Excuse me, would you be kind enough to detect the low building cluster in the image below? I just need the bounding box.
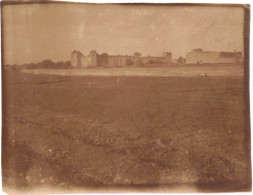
[71,49,243,68]
[71,50,172,68]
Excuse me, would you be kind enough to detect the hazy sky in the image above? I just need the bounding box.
[3,3,244,65]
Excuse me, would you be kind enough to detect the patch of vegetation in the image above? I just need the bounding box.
[19,60,73,69]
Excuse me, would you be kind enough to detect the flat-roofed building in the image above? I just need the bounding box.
[186,49,243,64]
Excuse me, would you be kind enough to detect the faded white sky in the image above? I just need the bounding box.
[3,3,244,65]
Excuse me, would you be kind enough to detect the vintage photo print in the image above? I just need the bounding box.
[1,1,251,194]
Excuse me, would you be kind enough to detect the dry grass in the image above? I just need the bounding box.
[2,69,250,192]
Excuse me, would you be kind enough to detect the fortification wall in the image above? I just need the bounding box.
[71,50,172,68]
[108,56,127,67]
[71,53,82,68]
[98,54,109,67]
[71,54,78,67]
[186,52,242,64]
[126,56,171,65]
[216,57,241,64]
[118,56,127,67]
[186,52,220,64]
[89,52,98,67]
[80,56,89,68]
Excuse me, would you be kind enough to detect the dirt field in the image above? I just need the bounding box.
[21,64,244,77]
[2,69,251,193]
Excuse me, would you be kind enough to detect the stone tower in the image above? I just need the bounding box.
[162,52,172,63]
[71,50,84,68]
[89,50,98,67]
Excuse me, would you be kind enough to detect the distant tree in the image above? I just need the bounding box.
[134,52,142,57]
[65,61,71,66]
[192,48,203,52]
[23,59,73,69]
[11,64,18,70]
[177,56,185,64]
[54,61,64,69]
[64,61,72,69]
[23,63,35,69]
[39,60,54,68]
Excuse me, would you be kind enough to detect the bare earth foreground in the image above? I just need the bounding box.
[2,66,251,193]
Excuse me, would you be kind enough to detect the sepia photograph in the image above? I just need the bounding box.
[1,1,251,194]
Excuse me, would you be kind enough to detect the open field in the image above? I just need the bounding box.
[21,64,244,77]
[2,69,250,193]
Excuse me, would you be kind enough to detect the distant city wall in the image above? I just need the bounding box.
[186,50,243,64]
[72,49,242,68]
[71,50,172,69]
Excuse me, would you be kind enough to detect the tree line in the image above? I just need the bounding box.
[5,60,73,69]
